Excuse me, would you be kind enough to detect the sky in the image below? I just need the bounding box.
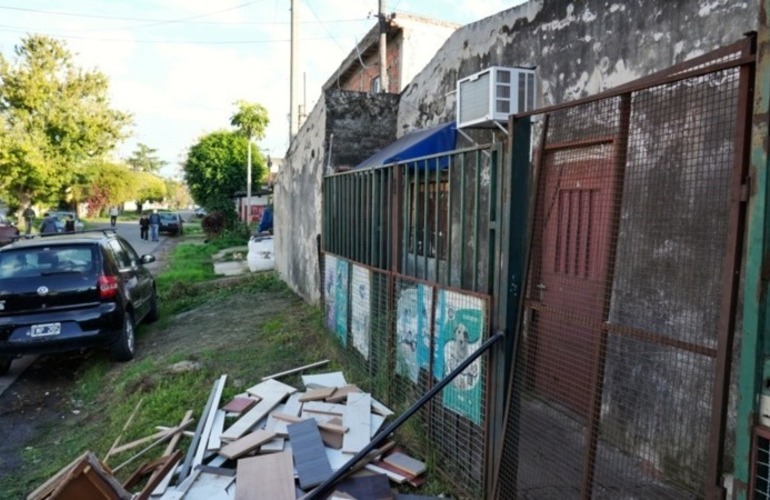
[0,0,523,178]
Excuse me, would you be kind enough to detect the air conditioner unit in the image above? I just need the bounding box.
[457,66,536,129]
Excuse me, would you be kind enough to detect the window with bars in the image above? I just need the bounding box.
[407,176,449,259]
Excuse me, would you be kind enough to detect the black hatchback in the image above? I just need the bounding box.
[0,230,158,374]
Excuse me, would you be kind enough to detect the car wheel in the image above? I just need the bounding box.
[146,288,159,323]
[110,312,136,362]
[0,357,11,376]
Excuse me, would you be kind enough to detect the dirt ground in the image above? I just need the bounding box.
[0,237,241,485]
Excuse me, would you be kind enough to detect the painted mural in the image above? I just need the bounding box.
[324,254,349,346]
[433,289,485,425]
[395,283,433,384]
[350,264,371,359]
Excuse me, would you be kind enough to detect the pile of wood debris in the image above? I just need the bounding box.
[27,363,440,500]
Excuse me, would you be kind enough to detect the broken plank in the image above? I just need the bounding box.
[326,385,361,403]
[287,419,333,490]
[364,463,407,484]
[245,378,297,400]
[273,393,303,436]
[218,430,277,460]
[302,401,346,416]
[342,393,372,455]
[220,396,283,441]
[272,412,348,434]
[369,460,426,488]
[221,397,258,414]
[319,417,345,449]
[301,371,347,389]
[182,470,235,500]
[260,359,330,381]
[370,414,386,438]
[149,410,195,496]
[383,451,426,476]
[206,409,226,451]
[299,386,336,402]
[371,399,394,418]
[236,450,294,500]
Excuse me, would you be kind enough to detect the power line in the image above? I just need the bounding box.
[304,0,347,53]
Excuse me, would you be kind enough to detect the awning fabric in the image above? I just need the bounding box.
[355,122,456,170]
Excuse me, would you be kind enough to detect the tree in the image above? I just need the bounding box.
[133,172,167,212]
[126,143,166,173]
[183,130,266,224]
[0,35,132,213]
[230,100,269,142]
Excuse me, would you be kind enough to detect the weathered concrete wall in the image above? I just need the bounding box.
[275,90,399,304]
[398,0,756,132]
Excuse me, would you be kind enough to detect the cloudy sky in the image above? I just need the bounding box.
[0,0,523,177]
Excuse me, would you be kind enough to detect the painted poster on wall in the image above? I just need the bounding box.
[350,264,371,359]
[433,289,485,425]
[395,283,433,384]
[323,254,349,346]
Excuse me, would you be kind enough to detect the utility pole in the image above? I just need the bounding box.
[290,0,300,141]
[378,0,389,92]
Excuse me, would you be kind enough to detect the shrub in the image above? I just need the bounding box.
[201,210,226,238]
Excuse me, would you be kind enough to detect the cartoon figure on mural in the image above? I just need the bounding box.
[396,285,433,383]
[351,265,371,359]
[324,255,337,331]
[443,321,479,390]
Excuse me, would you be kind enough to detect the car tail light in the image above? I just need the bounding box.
[98,275,119,299]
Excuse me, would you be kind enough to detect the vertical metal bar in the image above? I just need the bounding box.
[706,39,753,499]
[423,158,429,280]
[473,149,482,291]
[412,165,418,278]
[387,168,393,271]
[487,145,499,296]
[434,157,441,283]
[403,165,410,275]
[459,154,466,289]
[355,173,360,262]
[580,94,631,500]
[371,171,377,267]
[447,154,454,288]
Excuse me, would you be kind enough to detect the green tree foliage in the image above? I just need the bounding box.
[165,179,192,209]
[183,130,266,224]
[134,171,167,211]
[230,100,269,141]
[0,35,131,212]
[127,143,166,173]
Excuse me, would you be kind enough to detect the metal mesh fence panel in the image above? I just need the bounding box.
[497,47,745,499]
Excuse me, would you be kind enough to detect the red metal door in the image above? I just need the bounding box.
[530,143,615,417]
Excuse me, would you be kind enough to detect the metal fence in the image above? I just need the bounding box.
[496,39,753,499]
[321,145,500,497]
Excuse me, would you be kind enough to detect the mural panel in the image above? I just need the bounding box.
[351,264,371,359]
[396,283,433,384]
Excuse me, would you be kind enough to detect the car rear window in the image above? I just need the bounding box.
[0,245,96,278]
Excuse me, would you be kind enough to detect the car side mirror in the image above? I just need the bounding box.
[141,255,156,264]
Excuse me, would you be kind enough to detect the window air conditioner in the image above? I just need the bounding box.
[457,66,536,129]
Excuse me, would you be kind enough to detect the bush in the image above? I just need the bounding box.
[201,210,226,238]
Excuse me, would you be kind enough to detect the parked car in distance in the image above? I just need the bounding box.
[194,207,206,218]
[159,212,184,236]
[48,210,85,232]
[0,215,19,247]
[0,229,158,375]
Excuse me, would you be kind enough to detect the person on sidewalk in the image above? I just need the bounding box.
[64,214,76,233]
[148,210,161,242]
[139,213,150,240]
[109,206,119,227]
[39,213,58,234]
[22,205,36,235]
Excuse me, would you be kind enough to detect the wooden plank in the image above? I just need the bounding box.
[326,385,361,403]
[112,418,195,473]
[207,410,226,451]
[299,386,336,402]
[273,393,303,436]
[220,396,283,441]
[302,401,346,416]
[245,378,297,400]
[104,398,144,463]
[370,398,394,418]
[319,417,345,449]
[149,410,194,496]
[27,452,90,500]
[181,471,235,500]
[111,429,172,455]
[301,371,347,389]
[261,403,286,452]
[382,451,426,476]
[221,397,258,414]
[334,474,393,500]
[189,375,228,475]
[218,430,276,460]
[287,419,333,490]
[236,450,294,500]
[272,412,348,434]
[369,460,426,488]
[260,359,330,381]
[370,414,386,438]
[364,464,407,484]
[136,450,183,500]
[342,393,372,455]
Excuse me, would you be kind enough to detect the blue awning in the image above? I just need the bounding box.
[355,122,456,170]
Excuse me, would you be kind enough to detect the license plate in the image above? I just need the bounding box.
[30,322,61,337]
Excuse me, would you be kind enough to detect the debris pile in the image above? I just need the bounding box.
[28,365,439,500]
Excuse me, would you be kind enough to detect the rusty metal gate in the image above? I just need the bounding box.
[495,38,754,498]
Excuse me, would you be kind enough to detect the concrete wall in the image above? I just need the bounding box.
[275,90,399,303]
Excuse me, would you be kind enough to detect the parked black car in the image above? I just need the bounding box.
[159,212,184,236]
[0,229,158,375]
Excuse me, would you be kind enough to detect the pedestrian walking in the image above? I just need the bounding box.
[64,214,76,232]
[139,213,150,240]
[39,213,58,234]
[22,205,35,235]
[149,209,161,242]
[109,206,119,227]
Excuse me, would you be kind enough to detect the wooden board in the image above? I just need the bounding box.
[273,393,303,436]
[370,414,386,438]
[371,398,394,417]
[383,451,426,476]
[334,474,393,500]
[218,430,276,459]
[221,397,258,414]
[174,470,234,500]
[364,463,407,484]
[272,412,348,434]
[261,403,286,452]
[287,419,333,490]
[342,393,372,455]
[302,401,346,416]
[245,378,297,400]
[302,371,347,389]
[206,409,226,451]
[319,417,345,449]
[220,396,283,441]
[368,460,426,488]
[236,451,295,500]
[326,384,362,403]
[299,386,336,402]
